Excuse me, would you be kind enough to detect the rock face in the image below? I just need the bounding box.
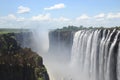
[0,33,49,80]
[49,30,74,61]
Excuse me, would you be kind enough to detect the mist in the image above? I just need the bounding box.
[27,27,120,80]
[30,28,49,54]
[28,27,80,80]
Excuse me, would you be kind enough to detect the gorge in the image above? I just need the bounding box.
[4,27,120,80]
[43,28,120,80]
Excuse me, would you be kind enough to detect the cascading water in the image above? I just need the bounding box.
[71,29,120,80]
[30,28,120,80]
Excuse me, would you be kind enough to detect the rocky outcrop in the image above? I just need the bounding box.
[0,33,49,80]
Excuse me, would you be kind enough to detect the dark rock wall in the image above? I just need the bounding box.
[0,64,36,80]
[0,33,49,80]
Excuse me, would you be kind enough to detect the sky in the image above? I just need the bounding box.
[0,0,120,29]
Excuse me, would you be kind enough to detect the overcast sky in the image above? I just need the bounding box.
[0,0,120,29]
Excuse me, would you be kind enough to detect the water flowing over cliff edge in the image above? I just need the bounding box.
[14,28,120,80]
[47,29,120,80]
[71,29,120,80]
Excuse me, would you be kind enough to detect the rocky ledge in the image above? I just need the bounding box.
[0,33,49,80]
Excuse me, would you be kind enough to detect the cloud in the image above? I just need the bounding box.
[0,14,17,21]
[107,13,120,19]
[76,14,90,20]
[31,14,70,22]
[44,3,65,10]
[7,14,17,20]
[0,12,120,29]
[31,13,51,21]
[0,14,27,28]
[94,12,120,19]
[7,14,25,21]
[54,17,70,22]
[17,6,30,14]
[16,17,25,22]
[94,13,105,18]
[93,13,105,21]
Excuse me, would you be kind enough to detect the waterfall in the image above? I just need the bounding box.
[71,29,120,80]
[30,28,120,80]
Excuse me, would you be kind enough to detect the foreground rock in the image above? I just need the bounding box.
[0,33,49,80]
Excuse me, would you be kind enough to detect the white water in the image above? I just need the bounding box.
[30,29,120,80]
[71,29,120,80]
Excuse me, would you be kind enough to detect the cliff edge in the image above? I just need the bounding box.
[0,33,49,80]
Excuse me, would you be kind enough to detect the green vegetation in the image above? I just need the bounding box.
[54,25,120,31]
[0,33,49,80]
[0,28,30,34]
[55,25,85,31]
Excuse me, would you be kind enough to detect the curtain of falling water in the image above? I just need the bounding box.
[71,29,120,80]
